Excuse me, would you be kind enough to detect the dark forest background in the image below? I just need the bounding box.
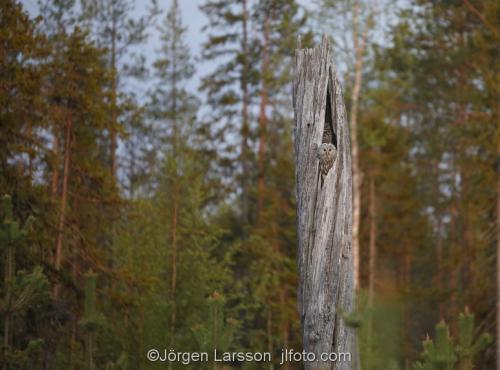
[0,0,499,369]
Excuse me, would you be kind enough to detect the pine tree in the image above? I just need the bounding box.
[0,0,49,191]
[373,1,499,366]
[199,0,259,221]
[80,0,158,180]
[413,308,491,370]
[38,0,76,34]
[40,27,120,368]
[244,0,311,364]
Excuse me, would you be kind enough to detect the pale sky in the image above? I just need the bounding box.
[20,0,313,99]
[21,0,213,97]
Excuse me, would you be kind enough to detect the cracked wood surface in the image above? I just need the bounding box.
[293,35,357,370]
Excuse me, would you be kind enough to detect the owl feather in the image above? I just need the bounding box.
[317,143,336,185]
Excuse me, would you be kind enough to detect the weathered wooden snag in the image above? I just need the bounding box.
[293,35,356,370]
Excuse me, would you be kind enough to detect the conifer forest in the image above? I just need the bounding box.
[0,0,499,369]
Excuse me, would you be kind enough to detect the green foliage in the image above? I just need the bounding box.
[4,338,45,370]
[339,291,403,370]
[415,322,456,370]
[339,304,365,329]
[0,195,34,249]
[0,195,48,316]
[455,309,492,370]
[193,292,237,353]
[3,266,50,315]
[0,0,48,195]
[413,309,492,370]
[79,270,105,332]
[0,194,49,369]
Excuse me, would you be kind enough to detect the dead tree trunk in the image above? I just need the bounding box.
[293,35,357,370]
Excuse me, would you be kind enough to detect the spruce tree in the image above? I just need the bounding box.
[107,2,233,367]
[0,195,49,369]
[193,292,237,369]
[150,0,198,356]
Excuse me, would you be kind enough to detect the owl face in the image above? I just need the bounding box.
[319,143,335,157]
[321,146,333,155]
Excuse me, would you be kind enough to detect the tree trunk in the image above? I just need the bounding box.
[87,332,94,370]
[293,35,357,370]
[110,28,118,178]
[367,173,377,308]
[70,321,76,370]
[496,116,500,370]
[257,15,269,222]
[450,189,459,332]
[367,173,377,356]
[402,242,411,370]
[280,288,290,370]
[51,132,60,199]
[241,0,250,222]
[54,114,72,298]
[50,122,60,265]
[168,5,180,367]
[168,195,178,370]
[350,0,369,292]
[267,307,274,370]
[3,232,14,370]
[27,122,34,178]
[436,217,445,320]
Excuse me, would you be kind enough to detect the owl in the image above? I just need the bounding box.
[317,143,336,184]
[322,121,334,144]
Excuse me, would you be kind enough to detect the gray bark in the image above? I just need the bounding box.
[293,35,357,370]
[496,115,500,370]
